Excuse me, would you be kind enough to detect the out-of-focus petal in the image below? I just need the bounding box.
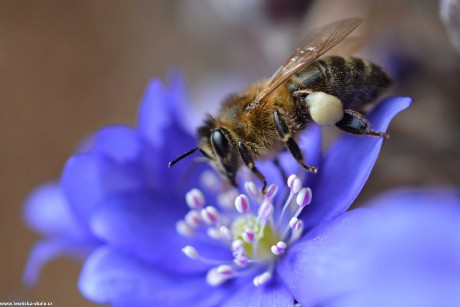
[91,125,145,164]
[89,191,232,273]
[61,154,143,226]
[79,247,236,307]
[222,275,294,307]
[23,239,96,287]
[23,183,88,238]
[277,209,372,306]
[301,96,412,230]
[279,188,460,306]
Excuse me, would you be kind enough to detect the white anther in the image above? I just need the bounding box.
[287,174,297,188]
[242,230,255,243]
[176,220,194,237]
[200,206,219,225]
[234,254,249,267]
[220,226,233,241]
[184,210,203,228]
[296,187,312,208]
[217,189,239,209]
[200,170,221,192]
[182,246,199,259]
[185,189,205,210]
[264,184,279,200]
[235,194,250,214]
[253,271,272,286]
[232,240,244,252]
[244,181,260,198]
[207,227,221,240]
[258,202,274,219]
[216,264,235,277]
[289,217,300,229]
[271,245,281,255]
[206,268,227,286]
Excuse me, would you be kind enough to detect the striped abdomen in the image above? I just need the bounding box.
[288,56,391,111]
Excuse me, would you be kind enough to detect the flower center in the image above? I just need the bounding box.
[177,173,312,287]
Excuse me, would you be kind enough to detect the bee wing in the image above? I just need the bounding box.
[254,17,364,103]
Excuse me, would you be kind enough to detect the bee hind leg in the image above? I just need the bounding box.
[237,140,268,194]
[273,110,319,174]
[336,109,389,139]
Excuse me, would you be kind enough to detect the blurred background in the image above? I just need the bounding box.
[1,0,459,306]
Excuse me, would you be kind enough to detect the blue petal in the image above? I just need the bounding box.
[222,275,294,307]
[89,191,232,273]
[278,188,460,306]
[91,125,145,164]
[301,96,412,230]
[23,239,96,287]
[79,247,236,306]
[61,154,144,226]
[23,182,89,238]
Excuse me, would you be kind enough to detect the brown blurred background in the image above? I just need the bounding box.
[1,0,459,306]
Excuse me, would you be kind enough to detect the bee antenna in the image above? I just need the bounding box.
[168,147,198,167]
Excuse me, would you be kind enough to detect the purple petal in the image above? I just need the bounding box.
[23,182,88,238]
[222,275,294,307]
[23,239,96,287]
[278,188,460,306]
[89,191,232,273]
[91,125,145,164]
[301,96,412,230]
[61,154,143,226]
[79,247,237,306]
[277,209,372,306]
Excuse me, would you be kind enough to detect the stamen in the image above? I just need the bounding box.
[271,241,287,255]
[253,271,272,286]
[264,184,278,201]
[182,246,199,259]
[216,264,235,277]
[242,230,255,243]
[296,187,312,208]
[235,194,250,214]
[244,181,260,199]
[234,254,249,267]
[287,174,302,194]
[200,170,221,192]
[207,227,222,240]
[200,206,220,225]
[220,226,233,241]
[176,220,194,236]
[184,210,203,228]
[185,189,205,210]
[207,268,228,286]
[217,189,239,209]
[232,239,244,253]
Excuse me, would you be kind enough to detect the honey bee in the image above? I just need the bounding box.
[169,17,392,193]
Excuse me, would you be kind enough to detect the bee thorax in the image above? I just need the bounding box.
[306,92,343,125]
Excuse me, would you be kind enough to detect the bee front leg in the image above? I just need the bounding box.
[273,110,319,174]
[335,109,390,139]
[237,141,268,194]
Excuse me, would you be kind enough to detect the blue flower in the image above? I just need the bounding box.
[24,72,416,306]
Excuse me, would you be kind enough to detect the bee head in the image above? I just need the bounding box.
[197,117,241,186]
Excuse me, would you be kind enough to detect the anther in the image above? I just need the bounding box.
[182,246,199,259]
[185,189,205,210]
[220,226,233,241]
[232,240,244,253]
[217,189,239,209]
[271,241,287,255]
[264,184,278,200]
[235,194,250,214]
[258,202,274,220]
[200,206,219,225]
[207,227,221,240]
[244,181,260,198]
[216,264,235,277]
[296,187,312,208]
[234,254,249,267]
[253,271,272,286]
[184,210,203,228]
[242,230,255,243]
[176,220,194,237]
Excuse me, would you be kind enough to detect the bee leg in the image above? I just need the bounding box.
[237,140,268,194]
[273,157,288,183]
[335,109,390,139]
[273,110,319,174]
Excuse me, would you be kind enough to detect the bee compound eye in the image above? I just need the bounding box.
[211,129,230,157]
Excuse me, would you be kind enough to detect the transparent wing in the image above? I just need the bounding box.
[254,17,364,103]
